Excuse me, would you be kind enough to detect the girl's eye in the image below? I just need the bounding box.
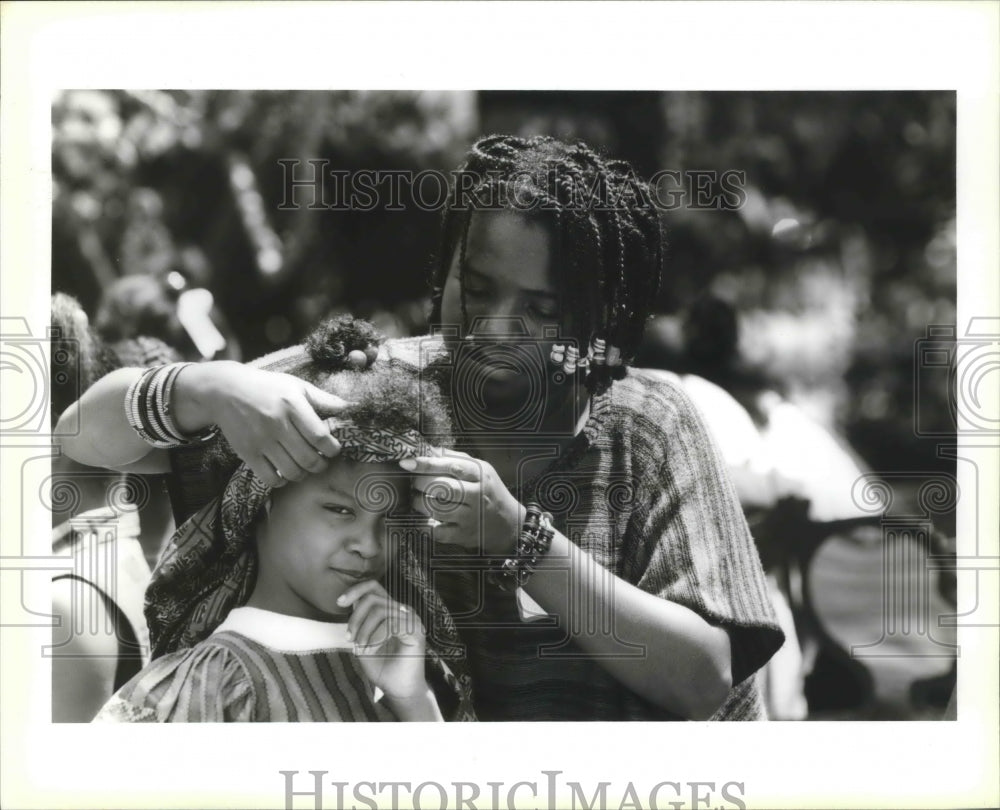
[463,284,489,298]
[323,505,354,517]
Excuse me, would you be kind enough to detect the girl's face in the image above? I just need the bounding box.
[254,459,407,621]
[439,210,579,407]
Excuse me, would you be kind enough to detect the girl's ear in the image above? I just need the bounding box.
[263,497,272,518]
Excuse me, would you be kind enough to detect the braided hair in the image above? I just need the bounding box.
[431,134,664,394]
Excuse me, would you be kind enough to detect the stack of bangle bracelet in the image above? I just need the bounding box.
[124,363,219,449]
[488,502,554,592]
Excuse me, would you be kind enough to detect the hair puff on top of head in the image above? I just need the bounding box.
[304,314,383,371]
[202,314,453,484]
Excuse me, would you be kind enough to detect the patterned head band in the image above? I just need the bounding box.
[328,418,436,464]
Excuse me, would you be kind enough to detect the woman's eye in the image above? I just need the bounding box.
[323,505,354,517]
[528,304,559,320]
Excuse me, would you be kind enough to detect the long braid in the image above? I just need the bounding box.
[456,207,472,336]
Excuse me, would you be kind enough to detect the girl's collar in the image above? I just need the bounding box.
[212,606,354,652]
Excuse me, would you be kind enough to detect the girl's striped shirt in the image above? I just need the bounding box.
[94,607,396,722]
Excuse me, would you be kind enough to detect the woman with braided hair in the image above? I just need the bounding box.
[60,135,783,721]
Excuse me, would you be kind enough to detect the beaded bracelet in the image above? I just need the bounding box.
[488,502,554,592]
[124,363,219,449]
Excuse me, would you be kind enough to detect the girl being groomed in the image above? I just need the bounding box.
[95,317,473,722]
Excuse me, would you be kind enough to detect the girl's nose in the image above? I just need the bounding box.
[348,519,384,560]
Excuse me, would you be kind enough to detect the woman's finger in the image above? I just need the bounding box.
[426,522,465,548]
[249,454,285,488]
[262,445,309,484]
[412,479,466,516]
[400,456,482,483]
[302,384,353,418]
[411,475,479,502]
[410,491,468,523]
[277,425,329,475]
[287,404,342,460]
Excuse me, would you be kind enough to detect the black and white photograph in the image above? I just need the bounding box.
[1,3,997,809]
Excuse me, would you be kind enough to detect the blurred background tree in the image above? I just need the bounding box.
[51,89,956,492]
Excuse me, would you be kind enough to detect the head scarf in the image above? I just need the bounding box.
[144,368,475,720]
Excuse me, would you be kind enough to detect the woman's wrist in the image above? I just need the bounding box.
[488,502,555,591]
[503,500,528,555]
[171,361,235,435]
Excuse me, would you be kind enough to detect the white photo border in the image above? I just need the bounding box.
[1,2,997,809]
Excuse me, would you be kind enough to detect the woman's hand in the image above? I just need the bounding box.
[400,450,524,556]
[173,362,350,488]
[337,580,429,702]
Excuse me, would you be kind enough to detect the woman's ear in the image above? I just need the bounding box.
[263,496,272,518]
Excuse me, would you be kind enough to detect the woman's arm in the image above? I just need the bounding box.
[56,368,169,473]
[57,361,350,487]
[404,455,733,720]
[524,527,732,720]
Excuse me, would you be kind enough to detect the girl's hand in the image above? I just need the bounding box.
[401,450,523,556]
[337,580,429,702]
[174,362,350,488]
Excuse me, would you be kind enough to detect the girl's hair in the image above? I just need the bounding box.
[205,315,454,481]
[430,134,665,393]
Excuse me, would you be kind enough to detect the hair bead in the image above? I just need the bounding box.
[591,337,606,366]
[563,345,578,374]
[606,344,621,368]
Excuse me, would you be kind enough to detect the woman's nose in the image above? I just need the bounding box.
[468,307,531,341]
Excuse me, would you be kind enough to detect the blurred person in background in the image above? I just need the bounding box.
[50,293,153,722]
[61,135,784,721]
[95,272,240,364]
[641,294,955,718]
